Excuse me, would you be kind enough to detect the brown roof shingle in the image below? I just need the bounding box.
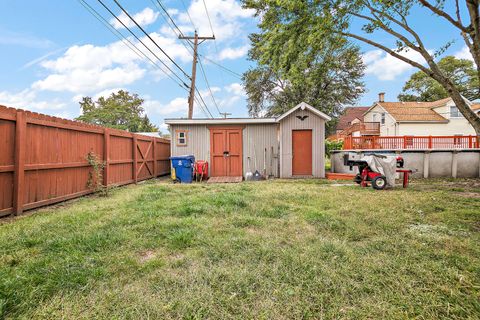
[377,98,451,122]
[336,107,369,130]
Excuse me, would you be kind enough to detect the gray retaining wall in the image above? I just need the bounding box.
[331,149,480,178]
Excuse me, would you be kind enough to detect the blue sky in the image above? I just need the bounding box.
[0,0,473,131]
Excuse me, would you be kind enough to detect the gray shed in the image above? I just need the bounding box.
[165,102,331,179]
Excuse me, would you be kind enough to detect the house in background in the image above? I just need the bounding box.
[338,93,480,138]
[335,106,370,135]
[165,102,331,179]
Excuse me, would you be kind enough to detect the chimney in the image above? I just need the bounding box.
[378,92,385,103]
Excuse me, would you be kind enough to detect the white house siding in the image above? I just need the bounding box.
[363,104,397,136]
[279,108,326,178]
[398,121,476,136]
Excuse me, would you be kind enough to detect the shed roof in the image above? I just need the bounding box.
[164,102,331,125]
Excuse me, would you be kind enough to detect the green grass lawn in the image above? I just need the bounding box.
[1,178,480,319]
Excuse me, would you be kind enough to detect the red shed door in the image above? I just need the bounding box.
[210,127,243,177]
[292,130,312,176]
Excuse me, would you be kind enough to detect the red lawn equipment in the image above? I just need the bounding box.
[344,153,408,190]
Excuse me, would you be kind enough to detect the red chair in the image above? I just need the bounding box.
[194,161,209,182]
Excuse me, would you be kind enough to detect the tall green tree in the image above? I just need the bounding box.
[76,90,158,132]
[242,0,480,134]
[243,9,365,129]
[243,44,365,122]
[398,56,480,102]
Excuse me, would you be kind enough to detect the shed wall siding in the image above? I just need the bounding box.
[243,124,279,177]
[279,108,326,178]
[170,123,280,177]
[170,124,210,161]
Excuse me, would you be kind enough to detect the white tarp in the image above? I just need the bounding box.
[361,154,397,187]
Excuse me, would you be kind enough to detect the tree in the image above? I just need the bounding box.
[243,14,365,133]
[243,0,480,134]
[243,43,365,127]
[399,56,480,101]
[76,90,158,132]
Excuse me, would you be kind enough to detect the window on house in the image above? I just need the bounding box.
[176,130,187,146]
[372,114,377,122]
[450,106,462,118]
[381,112,385,125]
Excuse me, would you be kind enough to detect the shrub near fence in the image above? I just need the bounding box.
[0,105,170,217]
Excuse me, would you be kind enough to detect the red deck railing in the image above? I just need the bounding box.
[343,135,480,150]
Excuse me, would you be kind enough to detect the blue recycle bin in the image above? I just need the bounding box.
[170,155,195,183]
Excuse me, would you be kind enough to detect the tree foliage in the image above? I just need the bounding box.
[243,0,480,134]
[398,56,480,102]
[242,1,365,129]
[76,90,158,132]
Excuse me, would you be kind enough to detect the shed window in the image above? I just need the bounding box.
[176,130,187,146]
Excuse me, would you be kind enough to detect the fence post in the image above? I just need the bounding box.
[153,138,157,177]
[103,128,110,186]
[403,136,407,149]
[133,134,138,184]
[428,136,432,149]
[13,110,26,216]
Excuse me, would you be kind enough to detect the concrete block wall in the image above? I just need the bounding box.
[331,149,480,178]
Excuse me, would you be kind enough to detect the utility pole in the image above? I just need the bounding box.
[179,30,215,119]
[220,112,231,118]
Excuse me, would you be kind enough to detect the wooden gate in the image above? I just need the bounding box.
[134,137,155,182]
[209,127,243,177]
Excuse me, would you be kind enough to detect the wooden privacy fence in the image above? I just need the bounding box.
[343,135,480,150]
[0,105,170,217]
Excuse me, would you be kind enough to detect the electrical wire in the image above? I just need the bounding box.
[180,0,196,30]
[199,54,243,79]
[201,0,214,37]
[111,0,191,79]
[150,0,220,117]
[197,56,221,115]
[78,0,189,91]
[151,0,185,37]
[96,0,189,87]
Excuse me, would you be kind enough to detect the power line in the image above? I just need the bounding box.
[194,88,213,117]
[150,0,216,118]
[78,0,189,91]
[201,0,214,37]
[97,0,189,87]
[111,0,191,79]
[199,54,243,79]
[198,56,221,115]
[151,0,184,37]
[180,0,196,30]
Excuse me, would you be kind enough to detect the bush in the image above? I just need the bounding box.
[325,139,343,158]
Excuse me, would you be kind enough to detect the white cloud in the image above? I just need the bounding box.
[218,44,249,60]
[454,45,474,61]
[93,88,125,100]
[225,82,245,96]
[175,0,255,41]
[111,7,159,30]
[0,89,66,112]
[144,97,189,116]
[363,49,426,80]
[31,42,146,93]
